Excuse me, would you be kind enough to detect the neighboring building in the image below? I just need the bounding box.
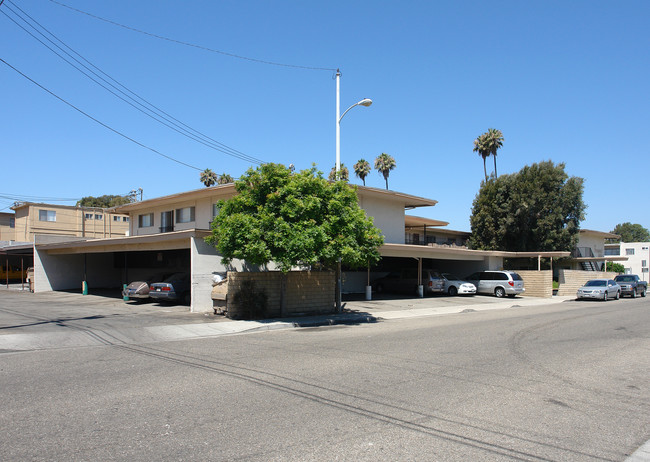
[11,202,130,241]
[30,184,569,312]
[567,229,627,271]
[605,242,650,280]
[0,212,16,241]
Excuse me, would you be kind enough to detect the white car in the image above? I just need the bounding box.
[441,273,476,296]
[576,279,621,301]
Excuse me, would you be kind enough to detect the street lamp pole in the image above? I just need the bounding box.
[335,69,372,174]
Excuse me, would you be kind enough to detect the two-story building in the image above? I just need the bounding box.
[28,183,573,312]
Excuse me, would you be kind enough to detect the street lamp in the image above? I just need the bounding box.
[335,69,372,173]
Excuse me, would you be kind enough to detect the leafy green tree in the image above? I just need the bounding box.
[468,161,585,252]
[328,164,349,182]
[374,153,396,190]
[353,159,371,186]
[218,173,235,185]
[76,194,133,208]
[200,168,218,187]
[205,163,384,314]
[610,222,650,242]
[606,262,625,273]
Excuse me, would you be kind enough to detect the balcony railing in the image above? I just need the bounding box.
[572,247,595,258]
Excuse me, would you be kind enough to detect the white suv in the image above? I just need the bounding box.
[465,271,525,298]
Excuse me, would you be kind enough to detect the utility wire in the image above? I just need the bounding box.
[2,1,265,165]
[48,0,337,72]
[1,57,204,171]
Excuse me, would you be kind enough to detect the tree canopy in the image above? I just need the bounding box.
[374,153,396,190]
[205,163,384,272]
[468,161,585,252]
[610,222,650,242]
[76,194,133,208]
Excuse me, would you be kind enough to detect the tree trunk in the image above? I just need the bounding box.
[280,272,287,317]
[483,158,488,182]
[493,154,498,178]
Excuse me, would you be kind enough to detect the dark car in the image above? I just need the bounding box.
[122,273,171,302]
[372,269,444,295]
[149,272,191,304]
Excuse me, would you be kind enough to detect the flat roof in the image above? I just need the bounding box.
[113,183,440,213]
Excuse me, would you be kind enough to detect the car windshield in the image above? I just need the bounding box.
[585,280,606,287]
[443,273,459,280]
[614,276,633,282]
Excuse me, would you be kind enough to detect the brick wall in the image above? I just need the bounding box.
[557,269,618,296]
[516,270,552,298]
[227,271,335,318]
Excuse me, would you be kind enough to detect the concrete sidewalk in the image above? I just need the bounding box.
[0,291,574,351]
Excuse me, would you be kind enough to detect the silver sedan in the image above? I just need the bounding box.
[576,279,621,301]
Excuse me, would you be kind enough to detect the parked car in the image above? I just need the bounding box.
[613,274,647,298]
[465,270,525,298]
[440,273,476,296]
[576,279,621,301]
[122,273,171,301]
[372,269,445,295]
[149,272,191,304]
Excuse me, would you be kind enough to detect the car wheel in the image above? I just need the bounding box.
[642,288,647,297]
[615,291,620,300]
[448,286,458,296]
[495,287,506,298]
[603,292,608,302]
[631,289,636,298]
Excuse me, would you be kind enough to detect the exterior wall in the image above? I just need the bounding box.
[227,271,335,318]
[0,213,15,241]
[619,242,650,280]
[557,269,618,296]
[34,248,122,292]
[13,204,128,241]
[576,231,606,258]
[516,270,552,298]
[356,194,405,244]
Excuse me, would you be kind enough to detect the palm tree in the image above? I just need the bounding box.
[473,129,504,181]
[328,164,349,181]
[473,133,490,182]
[200,168,218,187]
[353,159,371,186]
[485,128,504,178]
[374,153,396,190]
[217,173,234,184]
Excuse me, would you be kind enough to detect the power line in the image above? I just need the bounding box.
[1,57,204,171]
[48,0,337,72]
[2,1,266,165]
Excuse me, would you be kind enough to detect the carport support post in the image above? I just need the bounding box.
[365,262,372,301]
[417,258,424,298]
[336,258,342,313]
[82,254,88,295]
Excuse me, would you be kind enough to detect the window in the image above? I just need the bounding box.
[85,213,94,220]
[175,207,195,223]
[113,216,120,222]
[212,204,220,218]
[9,218,15,228]
[123,217,129,222]
[625,248,635,255]
[643,260,648,268]
[94,214,103,220]
[138,213,153,228]
[39,210,56,222]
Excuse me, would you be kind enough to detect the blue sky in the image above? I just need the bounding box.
[1,0,648,232]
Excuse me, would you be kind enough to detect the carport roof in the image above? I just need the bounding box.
[380,243,571,260]
[35,230,211,255]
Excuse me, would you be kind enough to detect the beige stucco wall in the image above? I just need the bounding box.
[516,270,553,298]
[226,271,335,318]
[356,194,405,244]
[557,269,618,296]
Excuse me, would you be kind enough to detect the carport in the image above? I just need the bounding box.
[32,230,226,312]
[0,242,34,289]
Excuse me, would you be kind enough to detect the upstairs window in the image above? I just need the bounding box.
[176,207,195,223]
[39,210,56,222]
[9,217,15,228]
[95,214,103,220]
[138,213,153,228]
[625,248,635,256]
[85,213,94,220]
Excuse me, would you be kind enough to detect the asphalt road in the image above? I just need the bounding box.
[1,293,648,461]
